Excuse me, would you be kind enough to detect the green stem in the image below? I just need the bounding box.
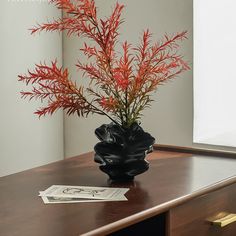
[72,85,120,125]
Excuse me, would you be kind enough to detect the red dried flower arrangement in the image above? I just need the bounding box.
[18,0,189,128]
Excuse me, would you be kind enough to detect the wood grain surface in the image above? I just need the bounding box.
[1,149,236,236]
[169,183,236,236]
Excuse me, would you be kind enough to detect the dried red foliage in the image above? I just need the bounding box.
[19,0,190,127]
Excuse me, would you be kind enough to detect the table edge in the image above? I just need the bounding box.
[81,176,236,236]
[154,144,236,158]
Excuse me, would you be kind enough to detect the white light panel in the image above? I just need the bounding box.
[194,0,236,147]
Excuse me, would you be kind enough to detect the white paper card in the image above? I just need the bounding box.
[40,194,127,204]
[39,185,129,200]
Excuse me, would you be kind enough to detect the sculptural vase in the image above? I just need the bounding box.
[94,122,155,182]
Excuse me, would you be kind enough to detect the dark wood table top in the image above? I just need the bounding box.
[1,148,236,236]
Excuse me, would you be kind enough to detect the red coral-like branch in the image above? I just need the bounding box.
[112,41,134,91]
[18,61,102,117]
[20,0,190,127]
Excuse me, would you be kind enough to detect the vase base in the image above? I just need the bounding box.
[99,160,149,183]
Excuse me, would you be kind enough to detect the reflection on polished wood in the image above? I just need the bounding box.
[0,146,236,236]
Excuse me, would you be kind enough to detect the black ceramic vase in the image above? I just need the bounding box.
[94,122,155,182]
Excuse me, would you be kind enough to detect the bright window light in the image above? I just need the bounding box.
[194,0,236,147]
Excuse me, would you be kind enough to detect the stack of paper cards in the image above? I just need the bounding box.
[39,185,129,204]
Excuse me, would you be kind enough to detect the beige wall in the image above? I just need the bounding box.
[64,0,193,157]
[64,0,236,158]
[1,1,234,175]
[0,1,64,177]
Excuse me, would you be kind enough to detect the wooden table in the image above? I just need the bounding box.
[1,145,236,236]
